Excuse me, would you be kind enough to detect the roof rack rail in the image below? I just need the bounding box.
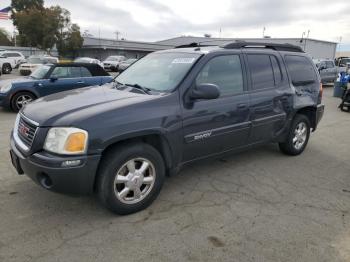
[222,41,304,53]
[175,42,217,49]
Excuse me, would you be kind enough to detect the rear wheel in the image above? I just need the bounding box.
[97,143,165,215]
[11,92,36,112]
[2,63,12,74]
[279,114,311,156]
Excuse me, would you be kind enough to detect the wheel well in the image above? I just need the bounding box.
[295,106,316,130]
[93,134,173,192]
[2,63,11,68]
[10,91,37,108]
[103,135,172,168]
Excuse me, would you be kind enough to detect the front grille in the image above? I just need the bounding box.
[17,116,38,148]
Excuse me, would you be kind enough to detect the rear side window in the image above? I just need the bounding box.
[285,55,317,84]
[325,61,334,68]
[80,67,92,77]
[270,56,282,85]
[247,54,275,90]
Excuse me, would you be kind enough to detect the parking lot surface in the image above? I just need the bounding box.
[0,78,350,261]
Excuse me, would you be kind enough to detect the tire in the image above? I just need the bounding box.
[97,142,165,215]
[10,92,36,112]
[279,114,311,156]
[2,63,12,74]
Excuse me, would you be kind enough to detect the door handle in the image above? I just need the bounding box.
[237,103,248,109]
[77,81,85,84]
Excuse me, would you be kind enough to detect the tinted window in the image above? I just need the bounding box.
[285,55,317,83]
[51,67,81,79]
[7,53,21,57]
[270,56,282,85]
[196,55,244,96]
[325,61,334,68]
[247,54,275,90]
[81,67,92,77]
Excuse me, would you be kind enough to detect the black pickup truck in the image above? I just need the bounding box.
[10,42,324,215]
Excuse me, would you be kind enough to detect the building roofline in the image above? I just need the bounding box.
[83,36,173,47]
[156,36,338,45]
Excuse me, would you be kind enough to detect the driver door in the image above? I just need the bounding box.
[181,53,251,162]
[37,66,84,96]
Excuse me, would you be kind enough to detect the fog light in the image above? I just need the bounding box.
[62,160,81,167]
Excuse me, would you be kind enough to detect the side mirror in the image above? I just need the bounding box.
[190,83,220,100]
[50,77,58,82]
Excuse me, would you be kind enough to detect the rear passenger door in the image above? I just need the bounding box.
[246,53,290,144]
[325,61,337,82]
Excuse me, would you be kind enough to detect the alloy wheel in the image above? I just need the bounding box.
[16,95,33,109]
[114,158,156,204]
[293,122,307,150]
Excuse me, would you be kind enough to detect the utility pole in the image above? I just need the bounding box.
[263,27,266,38]
[304,30,310,51]
[114,31,120,41]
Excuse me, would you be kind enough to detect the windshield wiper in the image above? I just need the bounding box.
[124,83,152,94]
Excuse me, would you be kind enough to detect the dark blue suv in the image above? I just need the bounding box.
[9,42,324,215]
[0,63,112,111]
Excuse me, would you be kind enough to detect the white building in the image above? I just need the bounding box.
[156,36,338,60]
[79,36,338,60]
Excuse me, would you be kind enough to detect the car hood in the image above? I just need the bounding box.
[20,63,41,67]
[22,84,161,126]
[0,77,35,86]
[103,60,119,64]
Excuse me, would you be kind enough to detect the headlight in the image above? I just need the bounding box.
[44,127,88,155]
[0,83,12,93]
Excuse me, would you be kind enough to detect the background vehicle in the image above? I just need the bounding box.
[19,56,59,76]
[118,58,138,72]
[74,57,103,68]
[10,42,324,215]
[0,57,13,74]
[0,51,26,69]
[313,59,337,84]
[335,57,350,73]
[103,55,126,71]
[0,63,112,111]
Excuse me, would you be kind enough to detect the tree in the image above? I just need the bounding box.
[11,0,44,13]
[0,28,13,46]
[57,24,83,58]
[10,1,83,55]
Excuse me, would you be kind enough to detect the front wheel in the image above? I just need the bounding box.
[97,143,165,215]
[279,114,311,156]
[2,63,12,74]
[11,92,36,112]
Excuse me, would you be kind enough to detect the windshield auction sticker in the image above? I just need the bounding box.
[172,58,196,64]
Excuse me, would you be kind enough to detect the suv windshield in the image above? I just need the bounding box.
[116,52,201,92]
[30,65,51,79]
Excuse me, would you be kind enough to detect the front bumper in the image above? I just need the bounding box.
[10,134,101,195]
[19,69,32,76]
[0,93,10,108]
[315,104,325,127]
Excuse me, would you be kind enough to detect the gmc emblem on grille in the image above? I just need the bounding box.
[18,125,30,137]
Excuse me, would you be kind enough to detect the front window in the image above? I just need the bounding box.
[116,52,201,92]
[30,65,51,79]
[50,66,81,79]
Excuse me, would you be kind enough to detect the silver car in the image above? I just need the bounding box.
[313,59,338,84]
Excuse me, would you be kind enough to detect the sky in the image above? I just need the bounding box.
[1,0,350,50]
